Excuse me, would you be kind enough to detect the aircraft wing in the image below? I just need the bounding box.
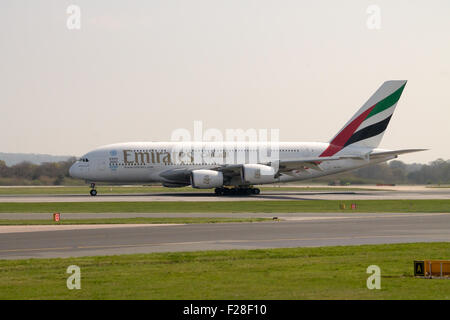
[276,156,342,172]
[160,149,427,182]
[212,156,347,176]
[215,155,356,175]
[273,154,378,173]
[213,156,340,175]
[276,149,427,173]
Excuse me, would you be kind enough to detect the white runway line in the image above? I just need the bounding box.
[279,212,450,221]
[0,223,184,234]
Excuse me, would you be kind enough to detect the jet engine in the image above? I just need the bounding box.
[190,170,224,189]
[241,164,276,184]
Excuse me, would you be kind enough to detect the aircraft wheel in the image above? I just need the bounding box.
[214,188,224,196]
[90,189,97,196]
[251,188,260,195]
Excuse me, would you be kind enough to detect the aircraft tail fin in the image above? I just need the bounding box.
[320,80,407,157]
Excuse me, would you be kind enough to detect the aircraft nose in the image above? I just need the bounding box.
[69,163,79,178]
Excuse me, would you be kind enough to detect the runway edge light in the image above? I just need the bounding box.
[53,212,60,222]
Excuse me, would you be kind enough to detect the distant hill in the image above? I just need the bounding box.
[0,152,74,166]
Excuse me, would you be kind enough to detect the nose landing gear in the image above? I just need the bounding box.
[89,183,97,196]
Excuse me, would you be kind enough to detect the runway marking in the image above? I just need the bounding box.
[1,187,450,202]
[0,223,184,234]
[0,246,73,253]
[78,233,450,250]
[280,212,450,221]
[149,234,447,246]
[3,233,445,255]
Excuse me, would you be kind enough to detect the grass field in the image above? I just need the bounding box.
[1,242,449,299]
[0,185,384,195]
[0,217,270,225]
[0,199,449,213]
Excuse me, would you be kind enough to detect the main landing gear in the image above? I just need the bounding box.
[89,183,97,196]
[214,187,260,196]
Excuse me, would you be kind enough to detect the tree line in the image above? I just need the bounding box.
[0,158,449,186]
[0,158,81,185]
[320,159,450,185]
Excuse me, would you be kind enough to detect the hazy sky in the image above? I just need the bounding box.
[1,0,449,163]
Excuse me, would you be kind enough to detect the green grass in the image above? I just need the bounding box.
[0,185,383,195]
[0,217,270,225]
[0,199,449,213]
[1,243,449,299]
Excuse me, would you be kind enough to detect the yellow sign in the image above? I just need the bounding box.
[414,260,450,278]
[414,261,424,276]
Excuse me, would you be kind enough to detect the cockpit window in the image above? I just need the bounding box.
[78,158,89,162]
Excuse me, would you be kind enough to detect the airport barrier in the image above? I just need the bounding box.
[414,260,450,278]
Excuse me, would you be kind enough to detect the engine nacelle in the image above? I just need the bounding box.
[241,164,276,184]
[190,170,224,189]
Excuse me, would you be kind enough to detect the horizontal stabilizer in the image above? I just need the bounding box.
[369,149,428,159]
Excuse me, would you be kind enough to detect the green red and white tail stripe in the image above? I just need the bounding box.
[320,80,407,157]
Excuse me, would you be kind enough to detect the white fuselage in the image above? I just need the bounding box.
[69,142,394,187]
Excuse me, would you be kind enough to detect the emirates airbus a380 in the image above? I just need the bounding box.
[69,80,425,196]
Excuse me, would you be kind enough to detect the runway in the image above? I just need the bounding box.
[0,188,449,202]
[1,212,449,259]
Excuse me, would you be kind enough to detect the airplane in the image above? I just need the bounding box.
[69,80,426,196]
